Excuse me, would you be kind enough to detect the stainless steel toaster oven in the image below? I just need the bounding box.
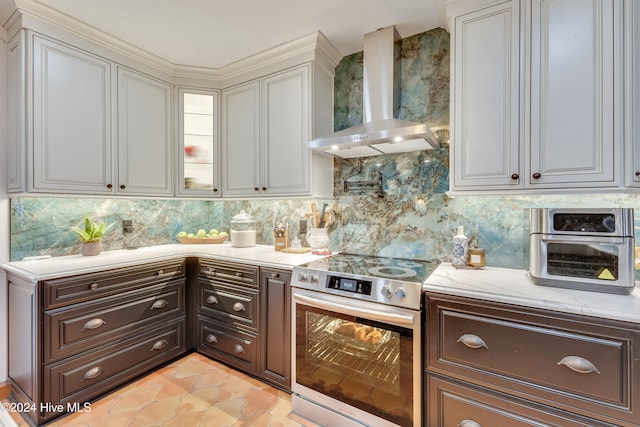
[529,208,636,294]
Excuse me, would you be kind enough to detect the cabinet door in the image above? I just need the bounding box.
[452,1,522,190]
[260,268,291,389]
[117,68,172,195]
[529,0,619,187]
[262,66,310,196]
[177,88,220,196]
[222,81,261,196]
[629,0,640,185]
[32,35,113,193]
[7,31,25,192]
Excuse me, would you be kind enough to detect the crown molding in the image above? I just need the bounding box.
[8,0,343,88]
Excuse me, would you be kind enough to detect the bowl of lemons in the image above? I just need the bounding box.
[177,228,228,244]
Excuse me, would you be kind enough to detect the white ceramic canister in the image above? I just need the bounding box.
[230,210,256,247]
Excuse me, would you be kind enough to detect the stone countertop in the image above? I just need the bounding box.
[1,243,330,282]
[423,263,640,324]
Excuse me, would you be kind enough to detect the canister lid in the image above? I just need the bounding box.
[232,210,254,223]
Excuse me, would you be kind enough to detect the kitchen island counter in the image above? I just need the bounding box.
[2,243,329,282]
[424,263,640,324]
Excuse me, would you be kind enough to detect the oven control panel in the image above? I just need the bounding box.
[326,276,372,295]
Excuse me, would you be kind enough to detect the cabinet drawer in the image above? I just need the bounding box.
[44,260,185,309]
[197,316,257,374]
[44,279,185,362]
[198,279,258,330]
[43,318,185,419]
[426,374,619,427]
[426,295,639,426]
[198,259,258,288]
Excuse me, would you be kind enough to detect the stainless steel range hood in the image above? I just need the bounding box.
[309,26,440,158]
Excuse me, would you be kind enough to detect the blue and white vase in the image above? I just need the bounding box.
[452,225,468,267]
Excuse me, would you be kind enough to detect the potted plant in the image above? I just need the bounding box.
[71,214,116,256]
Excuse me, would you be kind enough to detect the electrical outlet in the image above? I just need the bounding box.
[299,219,307,235]
[122,219,134,233]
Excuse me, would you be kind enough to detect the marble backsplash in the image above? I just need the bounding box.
[9,27,640,270]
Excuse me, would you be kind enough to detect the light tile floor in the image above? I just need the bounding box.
[2,353,321,427]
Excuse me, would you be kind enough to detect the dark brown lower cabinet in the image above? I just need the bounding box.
[8,260,187,426]
[259,268,292,390]
[424,293,640,427]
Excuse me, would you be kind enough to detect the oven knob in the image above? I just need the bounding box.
[395,287,407,300]
[381,285,393,298]
[298,273,308,282]
[309,274,319,285]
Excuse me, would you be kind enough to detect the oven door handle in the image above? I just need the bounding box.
[293,292,416,326]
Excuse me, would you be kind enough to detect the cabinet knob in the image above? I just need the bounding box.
[90,283,99,290]
[233,344,246,354]
[636,171,640,177]
[557,356,600,374]
[510,173,519,180]
[213,188,218,192]
[120,184,126,190]
[532,172,541,179]
[206,295,219,305]
[262,186,267,191]
[82,366,103,380]
[157,269,164,275]
[208,267,216,274]
[457,420,482,427]
[233,302,246,312]
[81,318,106,331]
[151,340,168,351]
[254,187,260,191]
[106,184,113,189]
[457,334,488,349]
[151,299,169,310]
[206,334,218,344]
[235,272,242,278]
[271,273,280,279]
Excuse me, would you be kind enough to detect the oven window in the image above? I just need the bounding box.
[295,304,414,427]
[547,242,618,280]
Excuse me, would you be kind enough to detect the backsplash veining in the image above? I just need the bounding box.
[9,27,640,269]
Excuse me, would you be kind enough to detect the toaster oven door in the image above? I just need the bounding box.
[529,234,635,293]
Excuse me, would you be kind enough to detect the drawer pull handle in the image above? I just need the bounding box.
[206,334,218,344]
[82,366,103,380]
[233,302,246,312]
[81,318,106,331]
[207,295,219,305]
[458,420,482,427]
[457,334,488,349]
[557,356,600,374]
[151,299,169,309]
[151,340,168,351]
[90,283,99,290]
[233,344,245,354]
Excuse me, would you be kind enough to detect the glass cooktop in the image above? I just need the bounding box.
[297,253,437,284]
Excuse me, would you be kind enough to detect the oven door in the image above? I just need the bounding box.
[292,288,421,427]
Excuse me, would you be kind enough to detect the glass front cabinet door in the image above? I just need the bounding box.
[177,88,220,196]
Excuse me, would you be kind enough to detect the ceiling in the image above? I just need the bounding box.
[1,0,446,69]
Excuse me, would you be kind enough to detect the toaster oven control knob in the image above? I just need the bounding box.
[298,273,308,282]
[309,274,319,285]
[381,285,393,298]
[395,287,407,300]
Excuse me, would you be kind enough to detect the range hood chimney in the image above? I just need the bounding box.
[309,26,440,158]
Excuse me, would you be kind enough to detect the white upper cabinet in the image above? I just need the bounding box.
[177,88,220,196]
[10,31,173,196]
[31,34,113,194]
[222,64,332,198]
[452,0,522,190]
[222,80,261,196]
[628,0,640,186]
[529,0,617,188]
[117,67,172,195]
[448,0,624,194]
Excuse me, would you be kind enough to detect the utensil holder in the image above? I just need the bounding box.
[274,229,289,251]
